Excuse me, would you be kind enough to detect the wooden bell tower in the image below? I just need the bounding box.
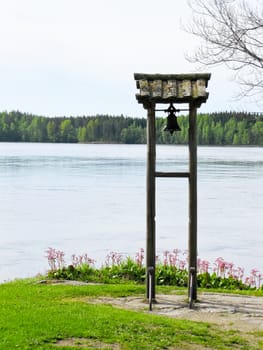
[134,73,211,304]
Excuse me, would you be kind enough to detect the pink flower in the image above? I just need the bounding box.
[45,247,65,270]
[135,248,144,267]
[105,251,123,266]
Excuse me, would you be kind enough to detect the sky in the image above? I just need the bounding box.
[0,0,261,117]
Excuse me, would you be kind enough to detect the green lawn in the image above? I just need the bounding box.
[0,279,262,349]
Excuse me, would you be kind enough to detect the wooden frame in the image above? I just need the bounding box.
[134,73,211,303]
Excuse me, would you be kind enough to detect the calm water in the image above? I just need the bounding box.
[0,143,262,282]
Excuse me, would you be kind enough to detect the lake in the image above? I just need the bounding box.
[0,143,262,282]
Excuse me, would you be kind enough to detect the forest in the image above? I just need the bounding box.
[0,110,262,145]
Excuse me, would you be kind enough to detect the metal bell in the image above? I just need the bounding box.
[164,104,181,134]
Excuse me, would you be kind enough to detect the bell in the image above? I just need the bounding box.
[164,104,181,134]
[164,114,181,134]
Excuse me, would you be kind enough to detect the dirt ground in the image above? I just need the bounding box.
[86,292,263,333]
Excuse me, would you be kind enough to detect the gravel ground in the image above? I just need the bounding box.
[86,292,263,333]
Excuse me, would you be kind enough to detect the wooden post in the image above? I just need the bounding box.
[188,103,198,300]
[146,102,156,300]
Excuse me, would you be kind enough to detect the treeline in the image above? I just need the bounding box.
[0,110,262,145]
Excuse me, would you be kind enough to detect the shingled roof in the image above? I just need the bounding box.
[134,73,211,107]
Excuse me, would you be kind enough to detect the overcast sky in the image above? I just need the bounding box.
[0,0,261,117]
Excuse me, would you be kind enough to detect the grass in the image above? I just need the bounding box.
[0,278,263,349]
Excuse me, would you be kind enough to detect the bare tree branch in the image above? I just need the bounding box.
[185,0,263,101]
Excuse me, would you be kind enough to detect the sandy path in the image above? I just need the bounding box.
[87,292,263,333]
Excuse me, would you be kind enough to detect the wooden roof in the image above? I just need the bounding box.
[134,73,211,106]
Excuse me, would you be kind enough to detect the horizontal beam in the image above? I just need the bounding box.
[134,73,211,81]
[155,172,190,178]
[135,94,209,108]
